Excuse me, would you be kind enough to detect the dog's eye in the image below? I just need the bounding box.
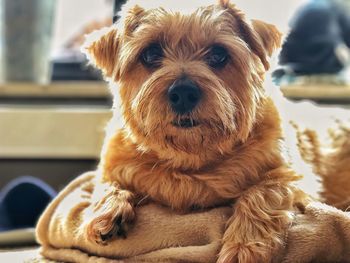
[206,45,229,69]
[140,43,163,68]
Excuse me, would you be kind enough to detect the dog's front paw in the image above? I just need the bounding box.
[86,190,136,245]
[217,242,272,263]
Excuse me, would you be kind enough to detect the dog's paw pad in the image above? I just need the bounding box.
[86,204,136,245]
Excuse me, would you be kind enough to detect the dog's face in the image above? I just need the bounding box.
[84,0,281,167]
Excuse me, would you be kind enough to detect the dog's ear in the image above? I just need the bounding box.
[123,4,145,35]
[219,0,281,70]
[251,19,282,57]
[82,27,119,78]
[82,5,145,79]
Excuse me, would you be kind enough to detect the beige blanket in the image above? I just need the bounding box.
[36,171,350,263]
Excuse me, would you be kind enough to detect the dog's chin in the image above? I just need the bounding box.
[138,117,237,164]
[171,118,200,129]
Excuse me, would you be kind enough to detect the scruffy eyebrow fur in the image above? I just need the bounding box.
[116,5,263,78]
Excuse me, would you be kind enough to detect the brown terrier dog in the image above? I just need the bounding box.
[82,0,350,262]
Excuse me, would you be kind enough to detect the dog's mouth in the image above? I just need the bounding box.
[172,118,199,129]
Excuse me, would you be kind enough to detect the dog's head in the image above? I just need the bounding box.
[84,0,281,168]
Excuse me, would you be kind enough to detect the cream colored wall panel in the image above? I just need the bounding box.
[0,107,112,159]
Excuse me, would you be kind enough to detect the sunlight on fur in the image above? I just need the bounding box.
[80,0,350,262]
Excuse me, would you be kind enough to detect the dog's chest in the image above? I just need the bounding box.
[113,156,264,211]
[112,161,239,210]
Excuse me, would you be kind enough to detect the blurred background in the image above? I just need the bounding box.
[0,0,349,246]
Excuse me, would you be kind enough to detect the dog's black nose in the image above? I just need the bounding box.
[167,78,202,114]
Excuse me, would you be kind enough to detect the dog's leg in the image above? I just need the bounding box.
[85,182,136,245]
[83,133,139,245]
[217,173,302,263]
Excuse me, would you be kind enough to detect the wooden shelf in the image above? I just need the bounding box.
[3,82,350,101]
[0,81,110,98]
[281,84,350,100]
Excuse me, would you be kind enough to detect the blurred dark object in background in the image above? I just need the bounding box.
[113,0,127,22]
[0,176,56,231]
[274,0,350,82]
[51,51,102,81]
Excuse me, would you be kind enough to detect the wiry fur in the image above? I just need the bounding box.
[81,1,349,262]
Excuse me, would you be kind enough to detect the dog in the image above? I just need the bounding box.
[82,0,350,262]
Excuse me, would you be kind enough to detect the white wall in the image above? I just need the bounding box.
[235,0,305,32]
[52,0,112,51]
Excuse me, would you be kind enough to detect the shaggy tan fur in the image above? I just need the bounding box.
[78,1,350,262]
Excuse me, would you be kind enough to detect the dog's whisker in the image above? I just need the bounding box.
[136,195,150,207]
[151,160,162,172]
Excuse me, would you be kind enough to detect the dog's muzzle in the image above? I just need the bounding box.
[167,77,202,115]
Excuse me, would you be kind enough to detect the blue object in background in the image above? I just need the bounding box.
[278,0,350,75]
[0,176,56,231]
